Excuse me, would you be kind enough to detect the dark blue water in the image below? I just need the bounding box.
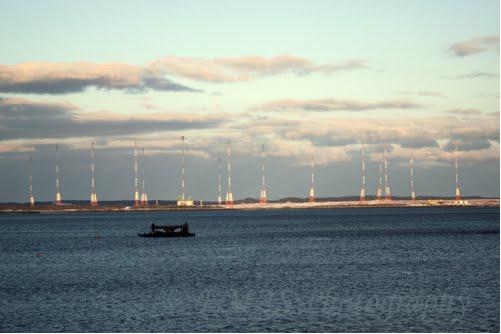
[0,207,499,332]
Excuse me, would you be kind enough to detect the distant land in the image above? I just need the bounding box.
[0,195,499,206]
[0,196,498,213]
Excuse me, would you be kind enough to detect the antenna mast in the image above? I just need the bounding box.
[217,157,222,205]
[376,152,383,200]
[55,144,62,206]
[225,140,234,206]
[384,144,392,200]
[181,136,186,201]
[28,153,35,207]
[259,144,267,204]
[90,142,98,206]
[410,153,416,201]
[455,143,461,200]
[141,147,148,206]
[359,143,366,202]
[133,141,139,207]
[309,138,315,202]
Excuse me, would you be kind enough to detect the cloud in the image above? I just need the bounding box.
[457,71,499,79]
[0,62,201,94]
[398,137,440,149]
[0,96,77,114]
[283,128,439,150]
[442,138,492,152]
[446,121,499,144]
[445,108,483,116]
[1,94,498,167]
[150,56,368,82]
[140,73,201,92]
[312,136,358,147]
[0,56,368,94]
[236,110,499,164]
[0,97,224,140]
[449,35,500,57]
[252,98,421,112]
[399,90,444,97]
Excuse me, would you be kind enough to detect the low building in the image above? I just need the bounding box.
[177,199,194,206]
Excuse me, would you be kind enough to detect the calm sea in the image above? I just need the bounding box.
[0,207,499,332]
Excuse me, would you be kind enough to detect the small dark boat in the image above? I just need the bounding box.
[138,223,195,238]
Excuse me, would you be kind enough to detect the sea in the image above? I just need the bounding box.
[0,207,499,332]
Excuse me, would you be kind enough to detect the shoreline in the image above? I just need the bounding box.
[0,198,498,213]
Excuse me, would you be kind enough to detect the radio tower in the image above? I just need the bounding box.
[376,153,383,200]
[359,143,366,202]
[180,136,186,201]
[384,144,392,200]
[133,141,140,207]
[259,144,268,204]
[55,144,62,206]
[217,157,222,205]
[410,153,416,201]
[28,153,35,207]
[308,139,315,202]
[90,142,98,206]
[140,147,148,206]
[225,140,234,206]
[454,143,461,200]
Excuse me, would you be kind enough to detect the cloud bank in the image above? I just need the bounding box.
[0,97,224,140]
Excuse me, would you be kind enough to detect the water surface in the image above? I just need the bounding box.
[0,207,499,332]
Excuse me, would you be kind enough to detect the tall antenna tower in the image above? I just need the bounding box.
[376,152,383,200]
[55,144,62,206]
[141,147,148,206]
[309,138,315,202]
[133,141,139,207]
[90,142,98,206]
[28,152,35,207]
[225,140,234,206]
[176,136,194,207]
[359,143,366,202]
[384,144,392,200]
[259,144,268,204]
[454,143,461,200]
[217,157,222,205]
[410,153,416,201]
[181,136,186,201]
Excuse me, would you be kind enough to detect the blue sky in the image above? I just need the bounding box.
[0,0,499,201]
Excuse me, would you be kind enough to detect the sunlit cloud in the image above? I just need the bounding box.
[150,56,368,82]
[0,56,369,94]
[237,112,499,164]
[449,35,499,57]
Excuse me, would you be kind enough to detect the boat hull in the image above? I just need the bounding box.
[138,232,195,238]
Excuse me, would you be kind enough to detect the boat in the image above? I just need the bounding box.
[138,223,195,238]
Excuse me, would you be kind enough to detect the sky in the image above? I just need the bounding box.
[0,0,499,202]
